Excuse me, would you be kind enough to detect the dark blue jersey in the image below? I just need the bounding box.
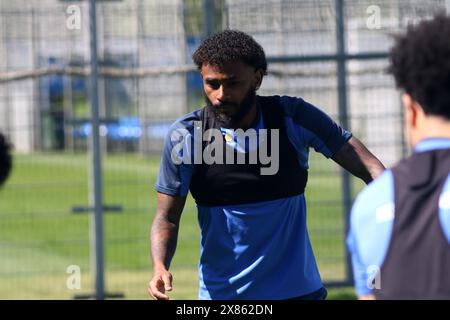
[156,95,352,299]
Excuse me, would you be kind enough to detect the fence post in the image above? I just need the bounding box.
[335,0,353,286]
[30,8,41,151]
[203,0,215,38]
[88,0,105,300]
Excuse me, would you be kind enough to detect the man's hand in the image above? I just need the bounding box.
[148,268,173,300]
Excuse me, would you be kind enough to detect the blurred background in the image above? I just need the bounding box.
[0,0,449,299]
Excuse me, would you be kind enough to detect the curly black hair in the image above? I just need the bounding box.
[192,29,267,74]
[389,14,450,119]
[0,132,12,187]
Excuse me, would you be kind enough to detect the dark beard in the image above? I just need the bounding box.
[205,88,257,129]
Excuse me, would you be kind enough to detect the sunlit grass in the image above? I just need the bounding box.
[0,151,362,299]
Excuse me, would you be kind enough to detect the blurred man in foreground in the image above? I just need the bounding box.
[347,15,450,300]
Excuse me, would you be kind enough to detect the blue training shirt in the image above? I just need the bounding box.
[156,95,352,299]
[347,138,450,297]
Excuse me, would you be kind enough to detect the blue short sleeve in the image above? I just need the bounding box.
[281,96,352,158]
[155,112,198,197]
[439,173,450,243]
[347,169,395,297]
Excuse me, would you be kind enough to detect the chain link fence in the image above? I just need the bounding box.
[0,0,449,299]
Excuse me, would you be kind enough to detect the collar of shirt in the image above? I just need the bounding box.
[415,137,450,153]
[219,109,265,153]
[220,107,265,139]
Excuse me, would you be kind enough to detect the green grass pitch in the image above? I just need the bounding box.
[0,151,363,299]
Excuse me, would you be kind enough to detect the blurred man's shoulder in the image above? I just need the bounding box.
[353,169,394,220]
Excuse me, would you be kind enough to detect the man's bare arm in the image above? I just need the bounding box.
[148,192,187,300]
[332,136,385,184]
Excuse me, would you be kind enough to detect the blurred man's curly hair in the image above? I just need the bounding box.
[389,14,450,119]
[192,29,267,74]
[0,132,12,187]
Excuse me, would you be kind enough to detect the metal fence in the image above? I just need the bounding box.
[0,0,449,299]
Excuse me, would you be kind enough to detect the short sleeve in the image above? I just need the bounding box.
[439,173,450,243]
[347,169,395,297]
[287,97,352,158]
[155,118,196,197]
[346,231,372,296]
